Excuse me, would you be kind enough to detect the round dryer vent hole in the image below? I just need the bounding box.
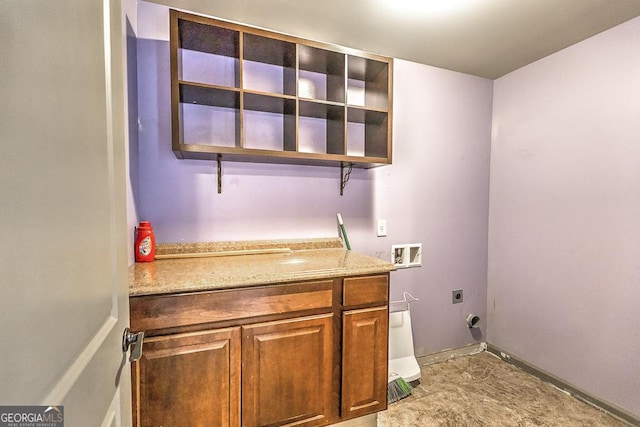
[466,314,480,328]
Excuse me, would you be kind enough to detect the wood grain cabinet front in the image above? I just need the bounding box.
[130,274,390,426]
[341,307,389,420]
[132,327,241,427]
[242,314,334,426]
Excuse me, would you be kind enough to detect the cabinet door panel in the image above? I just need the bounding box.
[242,314,333,427]
[342,307,388,419]
[134,328,240,427]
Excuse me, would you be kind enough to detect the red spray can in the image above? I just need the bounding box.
[135,221,156,262]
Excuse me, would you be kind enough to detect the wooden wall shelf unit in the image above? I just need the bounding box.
[170,10,393,170]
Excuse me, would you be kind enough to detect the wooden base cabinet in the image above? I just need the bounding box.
[130,274,390,427]
[132,327,241,427]
[242,314,334,427]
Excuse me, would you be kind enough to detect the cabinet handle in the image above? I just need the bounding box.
[122,327,145,362]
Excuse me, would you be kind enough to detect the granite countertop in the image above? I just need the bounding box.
[129,238,395,297]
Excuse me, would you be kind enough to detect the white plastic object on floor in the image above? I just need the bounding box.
[388,309,421,382]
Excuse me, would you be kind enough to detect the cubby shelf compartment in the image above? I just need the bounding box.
[176,17,240,88]
[178,84,240,148]
[243,93,296,152]
[347,56,389,110]
[243,33,296,96]
[170,9,393,169]
[347,107,389,159]
[298,45,345,103]
[299,100,345,155]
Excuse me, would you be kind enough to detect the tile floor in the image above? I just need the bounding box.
[378,352,628,426]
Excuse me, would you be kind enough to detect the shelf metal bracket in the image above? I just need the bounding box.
[217,154,222,194]
[340,162,354,196]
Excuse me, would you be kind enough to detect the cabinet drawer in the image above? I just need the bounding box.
[130,280,333,333]
[343,275,388,307]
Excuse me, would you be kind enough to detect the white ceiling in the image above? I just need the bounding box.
[158,0,640,79]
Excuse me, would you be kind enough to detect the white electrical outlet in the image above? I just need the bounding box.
[377,219,387,237]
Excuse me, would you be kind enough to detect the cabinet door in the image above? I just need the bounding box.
[341,307,388,419]
[133,327,240,427]
[242,314,333,427]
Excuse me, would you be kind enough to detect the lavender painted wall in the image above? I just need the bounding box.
[370,60,492,355]
[488,17,640,417]
[135,1,493,356]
